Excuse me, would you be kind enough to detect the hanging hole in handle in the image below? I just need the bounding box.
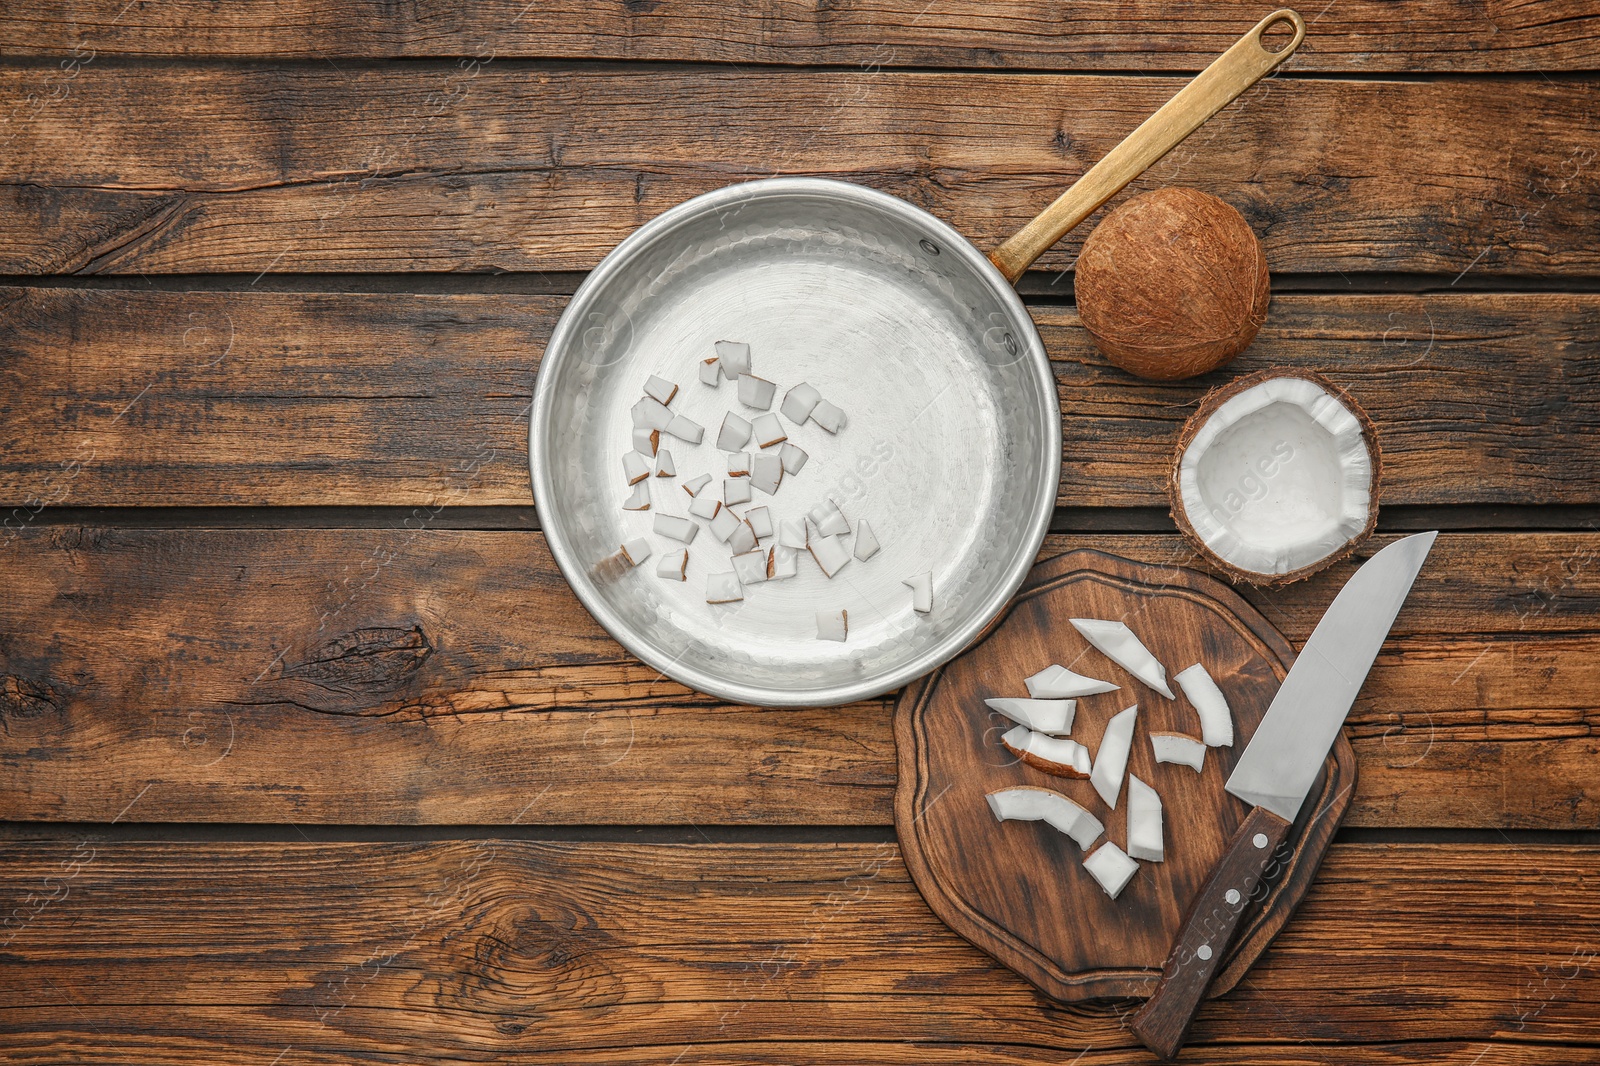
[1255,10,1305,56]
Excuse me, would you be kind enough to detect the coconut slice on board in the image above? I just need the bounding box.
[986,787,1103,851]
[1171,368,1381,586]
[1000,725,1091,778]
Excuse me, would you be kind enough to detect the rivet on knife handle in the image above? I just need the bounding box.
[1129,806,1293,1060]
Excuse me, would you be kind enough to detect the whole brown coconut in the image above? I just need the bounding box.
[1075,188,1269,381]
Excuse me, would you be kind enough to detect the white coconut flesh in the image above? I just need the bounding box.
[1178,376,1374,578]
[1090,704,1139,809]
[1082,841,1140,899]
[986,786,1104,851]
[984,697,1076,734]
[1000,725,1092,778]
[1151,731,1206,771]
[1126,774,1163,863]
[1174,663,1234,747]
[1071,618,1174,699]
[1024,663,1119,699]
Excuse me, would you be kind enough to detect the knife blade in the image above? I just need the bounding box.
[1130,531,1437,1060]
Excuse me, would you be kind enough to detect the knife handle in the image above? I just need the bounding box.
[1130,806,1293,1061]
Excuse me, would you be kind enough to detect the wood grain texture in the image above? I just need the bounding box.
[0,840,1597,1062]
[3,288,1597,508]
[895,549,1351,1002]
[3,0,1597,72]
[1,68,1596,276]
[1,529,1594,828]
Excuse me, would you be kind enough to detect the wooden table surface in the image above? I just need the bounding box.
[3,3,1598,1062]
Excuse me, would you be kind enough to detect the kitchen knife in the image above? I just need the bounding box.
[1130,530,1438,1060]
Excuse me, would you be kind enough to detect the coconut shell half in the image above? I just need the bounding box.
[1170,368,1382,586]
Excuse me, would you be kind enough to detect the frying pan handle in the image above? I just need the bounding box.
[987,9,1305,284]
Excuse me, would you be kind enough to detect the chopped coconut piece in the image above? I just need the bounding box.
[779,442,809,475]
[665,414,704,445]
[654,449,676,478]
[623,451,651,485]
[683,473,713,497]
[1070,618,1175,698]
[653,514,698,544]
[655,549,689,581]
[1090,704,1138,808]
[984,698,1075,735]
[751,412,786,448]
[986,786,1103,851]
[778,518,808,550]
[644,374,678,406]
[808,534,851,578]
[746,507,773,540]
[810,399,847,433]
[717,412,752,452]
[781,382,822,424]
[853,520,880,560]
[699,358,721,386]
[737,374,777,410]
[1024,664,1120,699]
[727,520,758,556]
[708,508,742,544]
[724,477,752,506]
[632,426,659,456]
[726,452,751,477]
[816,609,848,642]
[905,572,933,614]
[1126,774,1164,862]
[714,340,752,378]
[619,538,651,568]
[810,499,850,538]
[622,481,651,511]
[732,550,768,585]
[688,491,722,520]
[1175,663,1234,747]
[706,571,742,604]
[1000,725,1092,778]
[769,545,799,580]
[1151,732,1206,772]
[750,452,783,495]
[633,396,673,432]
[1083,842,1139,900]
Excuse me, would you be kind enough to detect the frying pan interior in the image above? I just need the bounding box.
[532,178,1059,707]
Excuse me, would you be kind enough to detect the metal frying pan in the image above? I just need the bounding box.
[531,12,1305,708]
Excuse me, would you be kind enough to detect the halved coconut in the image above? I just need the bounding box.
[986,786,1103,851]
[1171,369,1381,586]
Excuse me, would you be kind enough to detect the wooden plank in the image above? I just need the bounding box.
[1,68,1596,276]
[1,529,1595,828]
[3,1,1597,72]
[0,840,1596,1061]
[3,288,1596,508]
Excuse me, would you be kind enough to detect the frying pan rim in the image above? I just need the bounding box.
[531,175,1061,707]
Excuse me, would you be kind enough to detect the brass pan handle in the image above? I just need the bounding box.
[988,9,1305,284]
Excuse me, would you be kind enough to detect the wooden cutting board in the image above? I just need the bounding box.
[893,549,1354,1001]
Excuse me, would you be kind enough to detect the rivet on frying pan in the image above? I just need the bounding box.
[919,239,941,256]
